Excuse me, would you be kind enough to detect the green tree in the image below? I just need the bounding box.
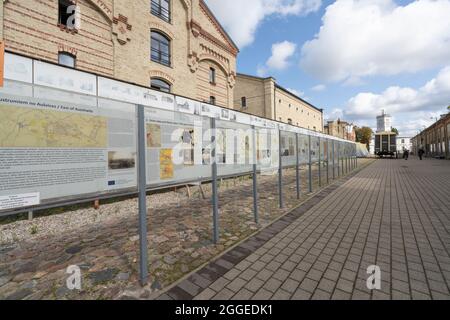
[355,127,373,150]
[391,127,399,135]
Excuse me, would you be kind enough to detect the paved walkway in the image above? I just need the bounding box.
[160,158,450,300]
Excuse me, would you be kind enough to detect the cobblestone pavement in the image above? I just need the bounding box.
[159,158,450,300]
[0,158,370,300]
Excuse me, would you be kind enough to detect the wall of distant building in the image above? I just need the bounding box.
[234,74,323,132]
[412,113,450,159]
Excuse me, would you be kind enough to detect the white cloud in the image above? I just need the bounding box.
[300,0,450,83]
[311,84,326,91]
[257,41,297,76]
[205,0,322,48]
[267,41,297,70]
[340,66,450,136]
[324,108,344,121]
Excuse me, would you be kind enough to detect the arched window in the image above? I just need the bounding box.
[58,52,76,68]
[209,96,216,105]
[151,31,170,66]
[151,78,171,93]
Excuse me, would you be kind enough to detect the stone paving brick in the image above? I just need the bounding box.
[336,278,354,294]
[281,260,297,272]
[323,269,340,282]
[266,261,282,272]
[209,278,230,292]
[255,269,274,282]
[306,268,323,282]
[272,269,290,282]
[250,261,266,272]
[177,280,201,297]
[272,289,292,300]
[245,277,265,293]
[235,260,252,271]
[318,278,336,293]
[331,289,351,300]
[372,291,391,300]
[227,277,247,293]
[193,288,216,300]
[289,269,306,282]
[263,278,283,293]
[223,269,241,281]
[341,269,357,282]
[411,290,432,300]
[281,278,300,294]
[212,288,235,300]
[240,268,257,281]
[352,289,371,300]
[231,288,254,300]
[251,288,273,300]
[392,290,411,300]
[299,278,318,293]
[311,289,332,300]
[180,159,450,301]
[291,288,312,300]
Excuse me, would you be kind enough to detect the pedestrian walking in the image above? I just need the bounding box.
[418,148,424,160]
[404,149,409,160]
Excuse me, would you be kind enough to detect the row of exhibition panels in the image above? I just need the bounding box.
[0,52,357,215]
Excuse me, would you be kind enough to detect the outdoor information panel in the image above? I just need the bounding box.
[0,84,137,210]
[0,53,357,214]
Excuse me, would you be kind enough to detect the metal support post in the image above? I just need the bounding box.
[308,135,313,193]
[211,118,219,244]
[278,129,283,208]
[137,105,149,286]
[318,137,322,188]
[296,133,300,199]
[252,126,258,224]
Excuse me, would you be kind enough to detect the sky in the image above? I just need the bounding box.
[205,0,450,136]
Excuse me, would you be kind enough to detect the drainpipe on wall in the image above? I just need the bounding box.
[273,82,277,122]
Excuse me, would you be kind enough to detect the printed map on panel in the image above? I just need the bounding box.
[0,104,107,148]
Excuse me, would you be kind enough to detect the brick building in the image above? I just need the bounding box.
[234,73,324,132]
[0,0,238,108]
[324,119,356,142]
[412,113,450,159]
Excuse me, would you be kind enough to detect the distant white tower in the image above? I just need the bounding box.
[376,110,392,133]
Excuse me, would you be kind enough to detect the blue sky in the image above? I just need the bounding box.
[206,0,450,136]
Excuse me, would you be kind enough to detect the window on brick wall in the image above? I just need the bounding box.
[209,68,216,84]
[58,52,76,68]
[151,78,171,93]
[59,0,77,28]
[210,96,216,105]
[241,97,247,108]
[151,31,171,66]
[151,0,170,22]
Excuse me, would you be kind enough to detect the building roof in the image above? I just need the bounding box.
[236,73,323,113]
[199,0,240,53]
[236,73,274,81]
[412,112,450,139]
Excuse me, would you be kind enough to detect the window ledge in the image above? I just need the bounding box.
[151,13,172,25]
[151,59,173,69]
[58,24,79,34]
